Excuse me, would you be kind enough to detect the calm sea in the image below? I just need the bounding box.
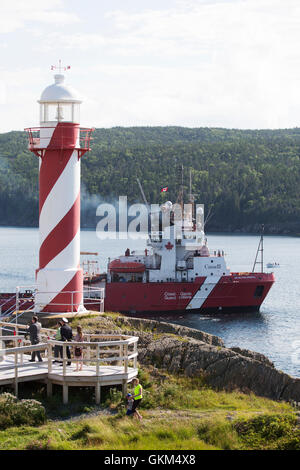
[0,227,299,377]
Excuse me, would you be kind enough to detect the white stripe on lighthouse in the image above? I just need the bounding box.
[39,150,80,247]
[186,275,221,310]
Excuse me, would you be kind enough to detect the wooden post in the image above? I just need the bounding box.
[63,384,68,404]
[0,326,3,363]
[95,382,101,405]
[133,341,137,369]
[122,379,128,397]
[14,352,18,398]
[20,338,24,365]
[96,344,100,376]
[119,342,123,366]
[63,345,66,376]
[124,343,128,374]
[48,344,52,373]
[47,381,53,398]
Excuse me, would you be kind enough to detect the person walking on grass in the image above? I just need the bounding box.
[28,316,43,362]
[74,325,84,372]
[126,393,134,416]
[131,378,143,421]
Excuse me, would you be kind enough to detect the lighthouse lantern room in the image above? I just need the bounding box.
[25,63,94,314]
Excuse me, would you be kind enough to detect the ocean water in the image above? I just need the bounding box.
[0,227,299,377]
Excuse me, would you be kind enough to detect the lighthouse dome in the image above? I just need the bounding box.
[39,74,82,103]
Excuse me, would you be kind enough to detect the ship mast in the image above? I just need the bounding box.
[189,168,195,223]
[252,225,264,273]
[176,164,184,211]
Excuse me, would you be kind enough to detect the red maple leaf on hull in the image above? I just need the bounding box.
[165,242,174,250]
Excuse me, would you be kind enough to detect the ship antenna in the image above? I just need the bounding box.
[252,224,264,273]
[136,178,150,211]
[189,168,195,221]
[176,164,184,211]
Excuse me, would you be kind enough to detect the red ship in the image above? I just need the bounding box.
[104,235,274,315]
[104,173,274,314]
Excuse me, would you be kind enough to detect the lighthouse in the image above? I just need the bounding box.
[25,62,94,313]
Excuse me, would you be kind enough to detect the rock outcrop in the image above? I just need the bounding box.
[110,316,300,402]
[116,316,223,347]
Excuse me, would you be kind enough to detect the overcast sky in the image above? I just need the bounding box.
[1,0,300,132]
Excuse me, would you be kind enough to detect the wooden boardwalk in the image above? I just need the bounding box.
[0,321,139,404]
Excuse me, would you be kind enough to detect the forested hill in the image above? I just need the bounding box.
[0,126,299,234]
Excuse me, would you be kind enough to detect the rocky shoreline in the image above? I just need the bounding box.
[82,314,300,403]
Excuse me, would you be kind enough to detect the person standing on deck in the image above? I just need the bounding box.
[131,378,143,421]
[73,325,84,372]
[60,318,73,366]
[53,320,63,363]
[28,316,43,362]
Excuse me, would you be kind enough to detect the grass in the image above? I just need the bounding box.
[0,366,297,450]
[134,367,292,414]
[1,408,299,450]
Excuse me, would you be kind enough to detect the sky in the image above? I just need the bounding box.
[1,0,300,132]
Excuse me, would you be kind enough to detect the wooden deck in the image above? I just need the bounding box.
[0,321,139,404]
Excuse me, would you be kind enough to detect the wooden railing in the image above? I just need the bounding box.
[0,321,139,402]
[0,338,48,397]
[47,335,138,375]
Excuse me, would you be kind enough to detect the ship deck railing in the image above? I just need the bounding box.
[11,285,105,318]
[0,321,138,404]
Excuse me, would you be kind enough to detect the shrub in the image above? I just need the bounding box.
[0,393,46,430]
[234,414,297,440]
[234,413,298,449]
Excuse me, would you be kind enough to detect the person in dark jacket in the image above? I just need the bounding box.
[53,320,63,363]
[60,318,73,366]
[28,316,43,362]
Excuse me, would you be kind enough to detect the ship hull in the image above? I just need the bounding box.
[0,273,274,316]
[104,273,274,314]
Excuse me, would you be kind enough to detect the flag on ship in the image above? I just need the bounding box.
[161,187,168,192]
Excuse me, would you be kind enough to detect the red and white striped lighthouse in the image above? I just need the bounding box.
[25,63,93,313]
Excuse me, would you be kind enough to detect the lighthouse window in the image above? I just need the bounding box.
[40,102,78,123]
[254,285,264,297]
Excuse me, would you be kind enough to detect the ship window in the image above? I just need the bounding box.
[211,260,213,263]
[254,285,264,297]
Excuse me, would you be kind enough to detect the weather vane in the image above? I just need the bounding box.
[51,60,71,73]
